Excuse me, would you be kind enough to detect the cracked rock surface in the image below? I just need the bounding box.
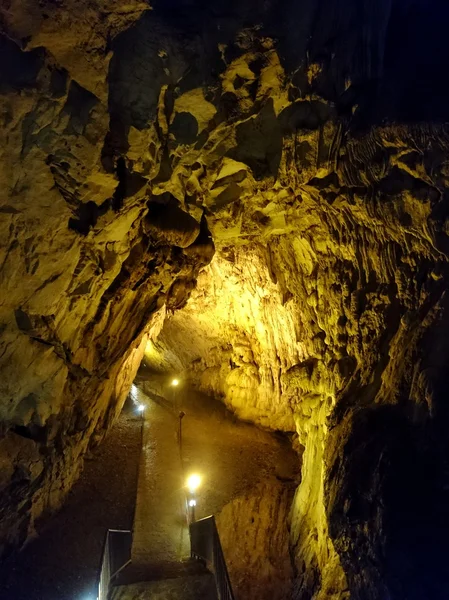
[2,1,449,598]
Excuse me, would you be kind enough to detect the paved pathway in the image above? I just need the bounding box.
[112,572,217,600]
[129,372,299,564]
[130,384,190,565]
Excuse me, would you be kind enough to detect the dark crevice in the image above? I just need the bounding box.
[0,35,45,91]
[10,424,46,444]
[68,200,108,236]
[111,157,127,212]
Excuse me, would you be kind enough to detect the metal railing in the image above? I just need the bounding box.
[98,529,132,600]
[190,516,235,600]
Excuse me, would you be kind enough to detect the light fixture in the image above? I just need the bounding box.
[188,499,197,507]
[137,404,145,413]
[171,378,179,387]
[186,473,201,493]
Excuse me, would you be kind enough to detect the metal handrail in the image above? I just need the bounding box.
[189,515,235,600]
[98,529,132,600]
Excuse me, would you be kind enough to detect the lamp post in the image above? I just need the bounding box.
[188,498,197,523]
[178,410,185,460]
[186,474,201,523]
[171,377,179,405]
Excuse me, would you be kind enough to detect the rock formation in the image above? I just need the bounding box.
[2,0,449,597]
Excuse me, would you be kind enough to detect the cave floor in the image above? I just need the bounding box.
[129,381,190,566]
[0,397,142,600]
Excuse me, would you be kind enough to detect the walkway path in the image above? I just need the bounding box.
[114,381,218,598]
[129,370,299,566]
[130,384,190,566]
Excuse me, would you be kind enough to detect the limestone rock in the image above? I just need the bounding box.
[2,1,449,598]
[216,477,297,600]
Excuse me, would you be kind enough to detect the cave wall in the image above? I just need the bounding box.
[2,0,449,597]
[151,123,449,594]
[0,9,215,553]
[216,477,297,600]
[148,246,301,430]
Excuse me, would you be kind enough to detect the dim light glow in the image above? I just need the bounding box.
[186,474,201,493]
[80,594,96,600]
[171,378,179,386]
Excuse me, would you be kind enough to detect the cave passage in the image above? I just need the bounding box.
[122,367,300,598]
[0,369,299,600]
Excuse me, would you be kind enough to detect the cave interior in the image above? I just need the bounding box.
[1,0,449,599]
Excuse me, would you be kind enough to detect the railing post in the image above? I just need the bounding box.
[98,529,132,600]
[189,516,235,600]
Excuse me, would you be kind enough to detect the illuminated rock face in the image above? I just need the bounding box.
[2,0,449,597]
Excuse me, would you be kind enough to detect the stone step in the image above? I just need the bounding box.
[114,559,209,585]
[110,572,218,600]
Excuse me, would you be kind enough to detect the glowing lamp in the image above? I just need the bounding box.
[137,404,145,413]
[171,378,179,387]
[186,474,201,493]
[188,499,197,507]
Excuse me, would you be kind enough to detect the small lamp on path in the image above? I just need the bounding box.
[186,474,201,523]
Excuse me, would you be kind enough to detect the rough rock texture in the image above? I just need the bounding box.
[216,477,297,600]
[146,246,300,431]
[2,1,449,598]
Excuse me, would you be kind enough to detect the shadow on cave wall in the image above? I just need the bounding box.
[328,404,449,600]
[107,0,449,152]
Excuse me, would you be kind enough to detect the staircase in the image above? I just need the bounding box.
[98,517,233,600]
[98,390,235,599]
[110,560,217,600]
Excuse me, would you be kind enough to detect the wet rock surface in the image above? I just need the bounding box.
[2,0,449,598]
